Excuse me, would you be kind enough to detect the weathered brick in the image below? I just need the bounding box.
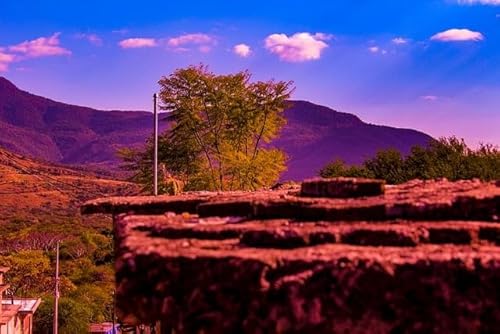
[81,179,500,333]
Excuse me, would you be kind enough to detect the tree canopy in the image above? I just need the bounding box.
[120,65,294,192]
[320,137,500,184]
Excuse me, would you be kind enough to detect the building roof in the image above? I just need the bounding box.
[1,298,41,314]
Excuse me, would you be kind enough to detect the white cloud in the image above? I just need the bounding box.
[167,33,214,47]
[119,38,158,48]
[233,44,251,57]
[421,95,438,101]
[457,0,500,5]
[0,33,70,72]
[313,33,334,41]
[8,33,71,58]
[75,33,103,46]
[431,28,484,42]
[392,37,409,45]
[0,50,14,72]
[0,51,15,63]
[264,32,330,62]
[167,33,216,52]
[368,46,388,54]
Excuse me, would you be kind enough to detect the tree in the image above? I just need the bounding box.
[320,137,500,184]
[0,250,51,296]
[120,65,294,192]
[319,159,372,179]
[35,296,93,334]
[364,149,406,184]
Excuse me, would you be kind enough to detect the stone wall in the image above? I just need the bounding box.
[82,178,500,333]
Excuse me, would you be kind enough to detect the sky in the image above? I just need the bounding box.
[0,0,499,146]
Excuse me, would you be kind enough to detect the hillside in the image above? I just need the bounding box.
[277,101,433,180]
[0,146,140,332]
[0,146,139,222]
[0,77,153,169]
[0,77,433,180]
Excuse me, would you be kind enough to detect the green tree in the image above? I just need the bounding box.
[363,149,407,184]
[35,296,93,334]
[319,159,372,179]
[120,65,294,192]
[320,137,500,184]
[470,143,500,180]
[0,250,51,296]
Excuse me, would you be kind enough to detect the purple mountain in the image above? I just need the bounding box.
[0,77,432,180]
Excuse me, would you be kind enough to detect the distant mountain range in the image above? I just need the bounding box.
[0,77,433,181]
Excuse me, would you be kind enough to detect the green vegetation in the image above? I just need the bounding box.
[120,65,294,193]
[320,137,500,183]
[0,149,136,334]
[0,219,115,334]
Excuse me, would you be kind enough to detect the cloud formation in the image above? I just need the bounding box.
[233,44,251,57]
[368,46,387,54]
[167,33,216,52]
[119,38,158,48]
[457,0,500,5]
[0,33,70,71]
[392,37,409,45]
[264,32,330,62]
[76,33,103,46]
[431,28,484,41]
[8,33,71,58]
[0,50,15,72]
[167,33,214,47]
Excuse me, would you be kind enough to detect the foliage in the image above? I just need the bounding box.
[0,250,51,296]
[120,64,294,192]
[0,142,139,333]
[0,218,116,334]
[320,137,500,183]
[364,149,407,184]
[35,296,93,334]
[319,159,373,179]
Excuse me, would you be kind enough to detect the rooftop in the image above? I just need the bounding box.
[1,298,41,313]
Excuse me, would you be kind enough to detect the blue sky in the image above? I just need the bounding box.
[1,0,499,145]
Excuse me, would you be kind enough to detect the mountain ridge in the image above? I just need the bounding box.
[0,76,433,180]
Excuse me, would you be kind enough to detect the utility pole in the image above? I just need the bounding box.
[112,290,116,334]
[153,93,159,196]
[53,242,60,334]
